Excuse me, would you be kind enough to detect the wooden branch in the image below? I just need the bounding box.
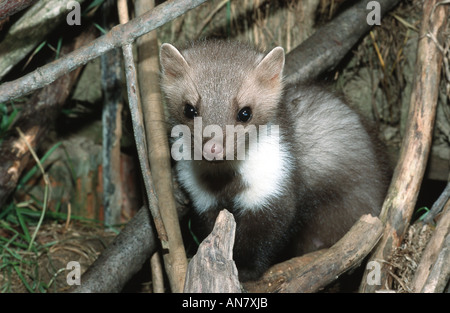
[183,214,382,293]
[243,250,326,293]
[70,181,190,293]
[0,29,94,208]
[0,0,210,103]
[0,0,87,80]
[150,251,165,293]
[135,0,188,293]
[184,210,241,293]
[0,0,38,20]
[284,0,401,84]
[121,1,187,291]
[264,215,384,293]
[121,42,168,240]
[117,7,171,244]
[360,0,448,292]
[412,200,450,292]
[423,181,450,224]
[117,0,130,25]
[71,206,157,293]
[121,0,187,293]
[421,234,449,293]
[133,0,187,293]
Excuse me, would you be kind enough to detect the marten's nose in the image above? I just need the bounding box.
[203,140,224,161]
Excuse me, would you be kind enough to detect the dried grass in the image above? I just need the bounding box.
[1,221,115,293]
[390,223,435,293]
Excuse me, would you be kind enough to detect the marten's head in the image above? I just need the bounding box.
[160,40,284,163]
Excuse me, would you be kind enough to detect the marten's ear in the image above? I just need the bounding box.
[160,43,190,79]
[254,47,285,87]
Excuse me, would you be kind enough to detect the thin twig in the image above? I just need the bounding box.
[370,31,385,70]
[387,270,411,292]
[16,127,50,252]
[65,203,72,231]
[121,43,167,242]
[423,181,450,224]
[122,0,185,292]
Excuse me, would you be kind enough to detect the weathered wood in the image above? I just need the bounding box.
[71,206,156,293]
[412,201,450,292]
[70,181,190,293]
[150,251,165,293]
[0,0,87,80]
[136,0,188,293]
[423,181,450,224]
[360,0,448,292]
[121,41,167,245]
[271,215,384,293]
[243,249,326,293]
[0,0,38,20]
[184,210,241,293]
[121,2,186,288]
[421,234,450,293]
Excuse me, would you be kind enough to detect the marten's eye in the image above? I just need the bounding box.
[237,107,252,122]
[184,103,198,119]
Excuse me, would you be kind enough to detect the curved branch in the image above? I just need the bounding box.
[245,215,384,293]
[359,0,448,292]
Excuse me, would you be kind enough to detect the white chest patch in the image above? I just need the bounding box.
[176,127,291,215]
[233,127,291,213]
